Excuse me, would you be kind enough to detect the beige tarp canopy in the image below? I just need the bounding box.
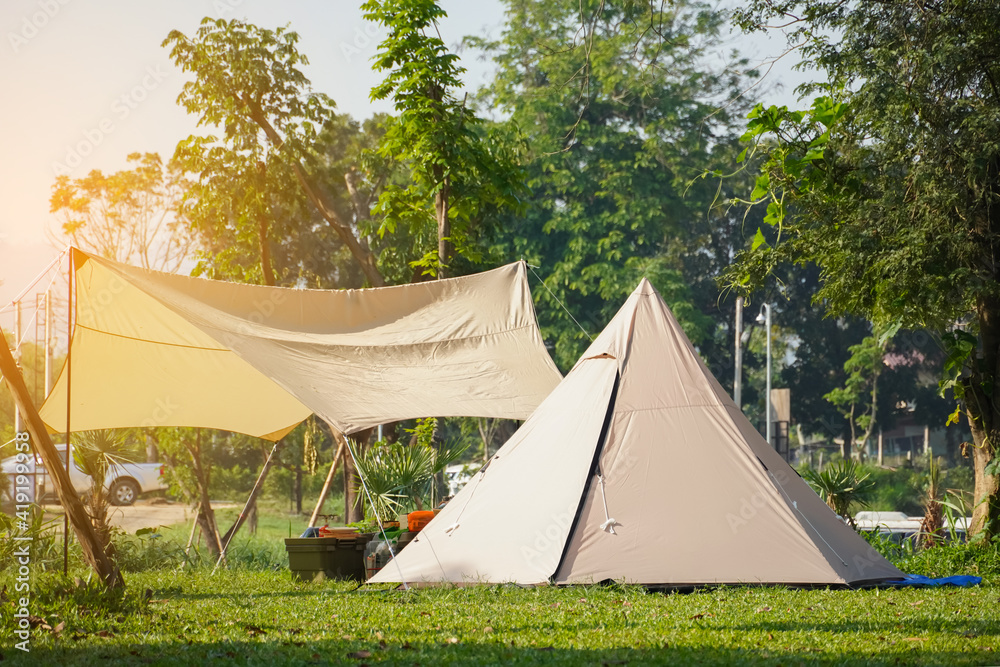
[40,249,562,439]
[371,279,904,586]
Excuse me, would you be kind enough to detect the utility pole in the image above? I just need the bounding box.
[756,303,773,447]
[45,290,53,397]
[733,296,743,408]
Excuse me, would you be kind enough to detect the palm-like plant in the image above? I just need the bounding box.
[919,455,945,548]
[803,459,876,528]
[355,421,469,522]
[74,430,136,553]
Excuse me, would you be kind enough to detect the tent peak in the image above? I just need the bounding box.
[633,277,656,295]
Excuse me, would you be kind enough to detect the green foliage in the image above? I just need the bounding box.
[823,333,886,457]
[802,459,875,524]
[164,18,375,288]
[865,466,924,517]
[2,570,149,628]
[112,527,186,572]
[49,152,193,272]
[727,0,1000,536]
[477,0,758,369]
[363,0,527,278]
[72,430,138,490]
[1,568,998,665]
[0,506,66,573]
[355,425,469,520]
[895,541,1000,584]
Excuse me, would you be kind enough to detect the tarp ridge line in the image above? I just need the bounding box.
[73,323,228,352]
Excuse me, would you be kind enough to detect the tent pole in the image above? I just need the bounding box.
[64,249,74,575]
[213,440,281,573]
[0,323,122,588]
[308,435,346,528]
[14,301,21,434]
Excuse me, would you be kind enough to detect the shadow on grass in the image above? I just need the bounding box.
[720,618,1000,636]
[5,638,996,667]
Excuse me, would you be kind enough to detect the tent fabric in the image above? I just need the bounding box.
[371,279,904,586]
[40,249,562,438]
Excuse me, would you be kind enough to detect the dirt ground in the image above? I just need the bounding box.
[42,499,235,534]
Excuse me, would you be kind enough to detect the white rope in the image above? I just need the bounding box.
[526,263,593,342]
[769,471,847,567]
[11,267,63,354]
[442,456,496,538]
[341,434,409,590]
[597,474,617,534]
[0,247,69,315]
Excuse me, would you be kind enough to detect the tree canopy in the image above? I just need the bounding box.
[728,0,1000,536]
[475,0,756,369]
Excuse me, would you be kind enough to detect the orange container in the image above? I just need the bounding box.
[318,526,358,538]
[408,510,436,533]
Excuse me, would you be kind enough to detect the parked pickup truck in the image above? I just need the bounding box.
[1,443,166,506]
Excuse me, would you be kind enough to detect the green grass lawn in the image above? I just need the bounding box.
[3,569,998,665]
[3,507,999,665]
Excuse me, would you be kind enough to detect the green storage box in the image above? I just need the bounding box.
[285,534,373,582]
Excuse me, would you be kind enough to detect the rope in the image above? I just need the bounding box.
[525,263,592,342]
[0,247,69,314]
[768,470,848,567]
[597,474,617,534]
[341,435,410,590]
[11,267,63,355]
[442,456,495,537]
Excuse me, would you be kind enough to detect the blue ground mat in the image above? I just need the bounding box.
[884,574,982,587]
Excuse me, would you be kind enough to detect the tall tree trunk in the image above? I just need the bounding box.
[259,215,275,287]
[185,430,223,559]
[436,174,451,278]
[246,103,385,287]
[968,294,1000,538]
[293,465,303,515]
[858,366,880,462]
[343,439,362,523]
[0,332,123,588]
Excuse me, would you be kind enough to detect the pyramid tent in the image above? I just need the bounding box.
[371,279,903,587]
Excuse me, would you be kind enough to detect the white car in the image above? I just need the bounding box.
[1,443,166,506]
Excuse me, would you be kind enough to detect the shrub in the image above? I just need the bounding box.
[895,541,1000,583]
[112,527,187,572]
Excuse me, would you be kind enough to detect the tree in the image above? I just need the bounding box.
[824,333,886,460]
[727,0,1000,537]
[476,0,755,369]
[50,152,193,272]
[164,19,385,287]
[73,430,137,561]
[155,427,225,560]
[363,0,527,279]
[802,458,875,527]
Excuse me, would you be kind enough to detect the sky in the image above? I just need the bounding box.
[0,0,810,319]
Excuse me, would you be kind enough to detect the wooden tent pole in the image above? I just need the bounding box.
[213,440,282,572]
[64,248,73,574]
[1,325,123,588]
[308,435,346,528]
